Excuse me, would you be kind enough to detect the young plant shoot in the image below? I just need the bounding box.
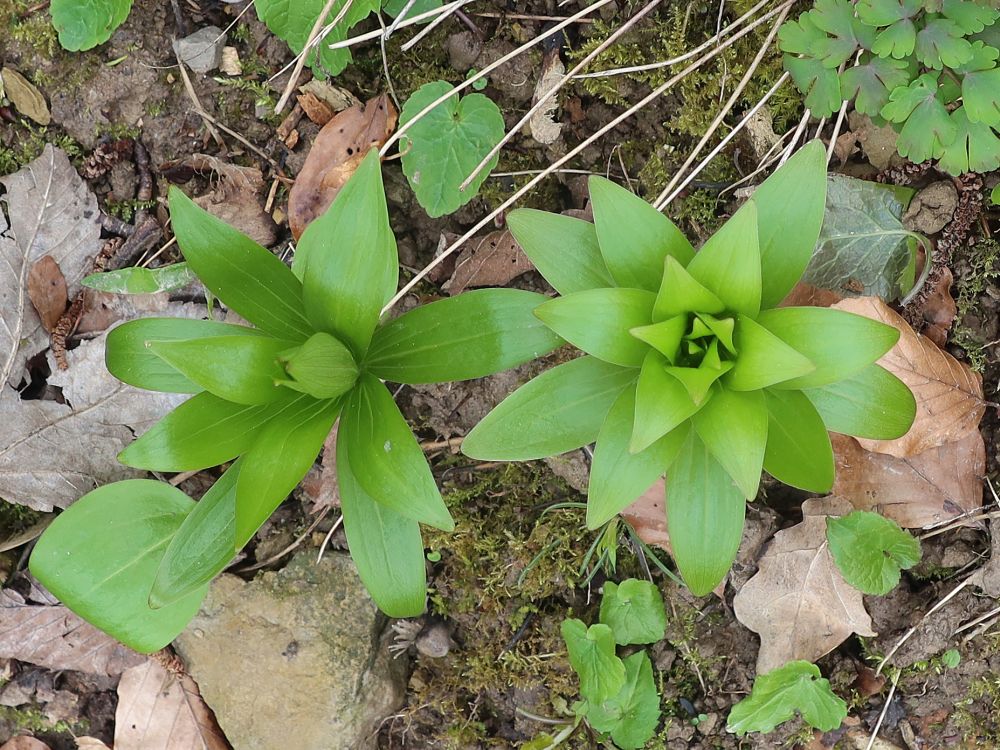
[29,149,563,652]
[462,141,917,596]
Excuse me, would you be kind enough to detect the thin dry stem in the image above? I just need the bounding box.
[274,0,354,114]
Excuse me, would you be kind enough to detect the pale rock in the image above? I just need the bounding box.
[173,26,226,74]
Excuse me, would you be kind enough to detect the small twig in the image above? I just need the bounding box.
[274,0,354,114]
[239,507,332,573]
[778,108,813,166]
[168,468,200,486]
[956,604,1000,635]
[400,0,473,52]
[865,672,899,750]
[317,515,345,562]
[384,0,418,39]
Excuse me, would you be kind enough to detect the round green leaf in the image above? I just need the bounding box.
[598,579,667,645]
[826,510,921,595]
[727,661,847,735]
[560,619,626,704]
[50,0,133,51]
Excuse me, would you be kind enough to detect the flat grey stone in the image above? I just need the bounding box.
[173,26,226,74]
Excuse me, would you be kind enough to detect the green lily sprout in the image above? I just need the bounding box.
[462,141,917,596]
[29,149,563,652]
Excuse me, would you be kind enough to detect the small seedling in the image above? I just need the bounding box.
[463,140,917,596]
[727,660,847,735]
[50,0,134,51]
[826,510,921,595]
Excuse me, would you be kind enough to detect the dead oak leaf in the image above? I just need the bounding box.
[831,431,984,528]
[443,229,535,295]
[733,496,875,674]
[27,256,68,333]
[833,296,984,457]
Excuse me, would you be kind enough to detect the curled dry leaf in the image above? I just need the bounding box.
[299,80,360,113]
[27,256,68,333]
[529,48,564,146]
[443,229,535,295]
[1,66,51,125]
[115,659,229,750]
[0,738,51,750]
[733,497,875,674]
[297,91,334,125]
[833,296,985,457]
[288,94,397,240]
[920,267,957,348]
[831,432,984,528]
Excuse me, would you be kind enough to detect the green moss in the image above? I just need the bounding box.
[0,705,87,736]
[951,238,1000,372]
[953,675,1000,745]
[0,124,82,174]
[105,198,156,222]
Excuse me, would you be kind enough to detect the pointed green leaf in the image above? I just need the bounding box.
[693,387,767,499]
[763,389,835,493]
[686,202,761,317]
[296,149,397,357]
[727,315,815,391]
[338,433,427,617]
[534,288,655,367]
[586,651,661,750]
[342,374,453,531]
[587,386,687,529]
[169,186,312,341]
[506,209,612,294]
[666,431,746,596]
[30,480,207,653]
[150,460,241,609]
[365,289,563,384]
[631,352,700,453]
[727,661,847,735]
[803,363,916,439]
[662,356,732,407]
[629,315,687,363]
[148,335,293,406]
[599,579,667,645]
[106,318,269,394]
[751,140,828,309]
[589,176,694,291]
[561,619,626,703]
[653,255,725,319]
[235,395,341,544]
[755,306,900,389]
[462,356,636,461]
[695,313,735,354]
[826,511,921,595]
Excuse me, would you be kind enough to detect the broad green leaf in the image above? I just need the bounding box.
[587,386,687,529]
[506,209,613,294]
[235,396,341,544]
[534,288,655,367]
[107,318,268,394]
[881,73,956,163]
[915,17,974,68]
[365,289,563,383]
[856,0,922,26]
[50,0,133,51]
[752,140,828,309]
[937,107,1000,175]
[840,55,912,116]
[398,81,505,217]
[992,183,1000,205]
[462,356,636,461]
[784,54,843,118]
[755,306,900,389]
[560,619,626,704]
[30,480,206,653]
[872,19,918,58]
[961,67,1000,124]
[727,315,815,391]
[118,392,286,472]
[338,432,427,617]
[827,511,921,595]
[666,430,746,596]
[589,176,694,291]
[169,187,312,341]
[83,263,195,295]
[685,202,761,317]
[631,352,699,452]
[253,0,378,78]
[598,579,666,645]
[148,335,293,406]
[727,661,847,735]
[803,174,924,301]
[653,255,725,319]
[297,149,397,357]
[692,387,767,500]
[763,389,835,493]
[585,652,660,750]
[150,460,242,608]
[942,0,999,34]
[804,363,915,438]
[341,373,453,530]
[629,316,687,363]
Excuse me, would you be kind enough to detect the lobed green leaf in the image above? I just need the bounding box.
[727,661,847,735]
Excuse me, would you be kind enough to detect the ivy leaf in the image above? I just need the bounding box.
[585,652,660,750]
[872,19,919,58]
[881,73,956,162]
[599,579,667,646]
[961,66,1000,123]
[50,0,133,51]
[810,0,876,65]
[942,0,1000,34]
[840,55,911,115]
[399,81,505,217]
[915,17,974,68]
[784,55,843,119]
[561,620,626,704]
[857,0,922,26]
[937,106,1000,174]
[826,511,921,595]
[727,661,848,735]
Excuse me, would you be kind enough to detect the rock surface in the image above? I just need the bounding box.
[173,26,226,74]
[174,552,407,750]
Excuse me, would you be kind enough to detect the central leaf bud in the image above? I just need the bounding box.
[278,332,359,400]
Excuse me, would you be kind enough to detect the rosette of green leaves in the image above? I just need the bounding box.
[462,141,916,596]
[779,0,1000,175]
[29,149,562,652]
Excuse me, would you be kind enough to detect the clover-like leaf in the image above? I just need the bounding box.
[881,73,955,162]
[961,66,1000,123]
[599,579,667,645]
[50,0,133,51]
[937,106,1000,174]
[585,652,660,750]
[942,0,1000,34]
[780,11,857,68]
[826,511,921,595]
[399,80,505,217]
[727,661,847,735]
[915,17,974,68]
[811,0,876,65]
[872,19,919,58]
[561,620,626,704]
[784,55,844,118]
[950,39,1000,73]
[840,55,911,115]
[856,0,922,26]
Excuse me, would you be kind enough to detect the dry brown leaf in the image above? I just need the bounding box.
[0,738,51,750]
[443,229,535,294]
[115,660,229,750]
[529,48,564,145]
[834,296,984,457]
[1,67,50,126]
[733,496,875,673]
[831,432,984,528]
[779,280,844,308]
[298,80,360,113]
[75,739,111,750]
[297,91,334,125]
[27,256,68,333]
[288,94,397,240]
[921,267,957,348]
